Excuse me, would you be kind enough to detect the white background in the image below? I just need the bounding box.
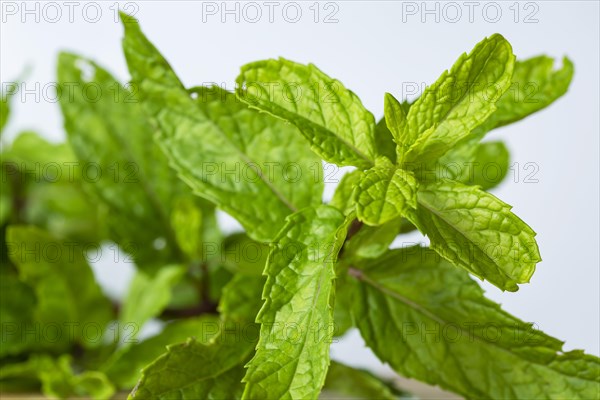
[2,0,599,386]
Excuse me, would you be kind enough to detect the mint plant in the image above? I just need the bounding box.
[0,11,598,400]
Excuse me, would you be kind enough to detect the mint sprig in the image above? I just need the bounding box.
[1,12,595,400]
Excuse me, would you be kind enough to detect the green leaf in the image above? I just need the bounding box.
[0,353,45,387]
[58,52,195,267]
[322,361,407,400]
[70,370,115,400]
[398,217,417,234]
[422,56,571,189]
[190,85,324,224]
[0,98,9,136]
[104,315,219,389]
[6,226,114,348]
[333,214,361,337]
[476,55,574,134]
[242,205,348,400]
[236,58,377,169]
[27,181,106,242]
[332,171,414,243]
[459,141,510,189]
[218,273,265,323]
[2,132,92,233]
[426,140,511,191]
[0,357,44,382]
[403,34,515,164]
[221,233,270,276]
[406,179,540,291]
[1,132,105,241]
[0,81,19,136]
[0,179,12,226]
[0,272,37,356]
[129,327,253,399]
[375,98,411,164]
[3,131,77,170]
[421,56,572,188]
[119,264,186,339]
[170,196,219,262]
[330,170,363,215]
[383,92,409,159]
[374,117,398,164]
[350,246,600,399]
[129,273,264,399]
[0,354,115,400]
[135,364,248,400]
[332,275,354,337]
[120,14,322,242]
[208,265,235,305]
[354,158,418,226]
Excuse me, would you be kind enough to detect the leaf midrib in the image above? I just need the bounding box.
[160,105,298,213]
[246,261,332,396]
[148,340,254,397]
[89,98,181,254]
[126,39,299,214]
[242,73,374,168]
[352,267,594,396]
[406,38,506,160]
[416,192,517,284]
